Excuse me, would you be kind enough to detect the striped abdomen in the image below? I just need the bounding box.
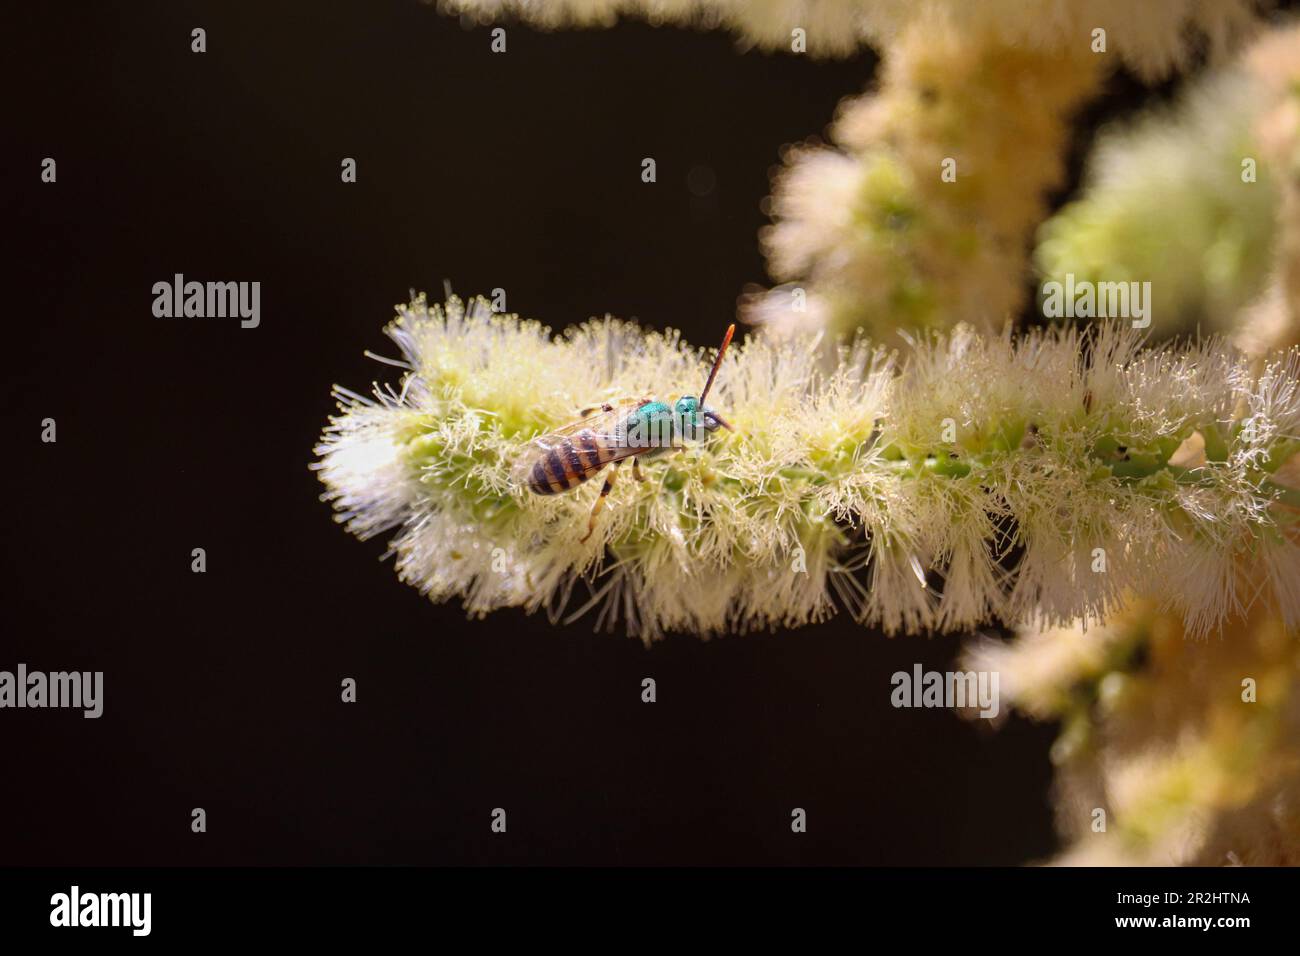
[527,431,622,495]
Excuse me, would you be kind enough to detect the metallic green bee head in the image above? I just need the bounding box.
[674,395,731,434]
[674,395,701,425]
[676,323,736,436]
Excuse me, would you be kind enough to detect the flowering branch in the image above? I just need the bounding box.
[964,599,1300,865]
[960,23,1300,867]
[440,0,1267,77]
[1035,51,1278,343]
[315,293,1300,642]
[753,16,1101,341]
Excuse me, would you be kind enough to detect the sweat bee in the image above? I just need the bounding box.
[518,324,736,542]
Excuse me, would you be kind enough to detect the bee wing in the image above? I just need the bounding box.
[511,404,644,484]
[529,404,639,446]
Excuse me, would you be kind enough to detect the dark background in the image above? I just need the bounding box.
[4,0,1235,865]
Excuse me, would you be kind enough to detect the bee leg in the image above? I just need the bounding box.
[632,456,645,482]
[579,461,620,544]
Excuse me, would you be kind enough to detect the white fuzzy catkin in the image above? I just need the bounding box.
[315,294,1300,641]
[756,16,1102,342]
[441,0,1270,78]
[965,599,1300,865]
[1035,65,1278,342]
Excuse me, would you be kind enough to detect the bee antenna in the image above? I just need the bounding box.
[698,323,735,407]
